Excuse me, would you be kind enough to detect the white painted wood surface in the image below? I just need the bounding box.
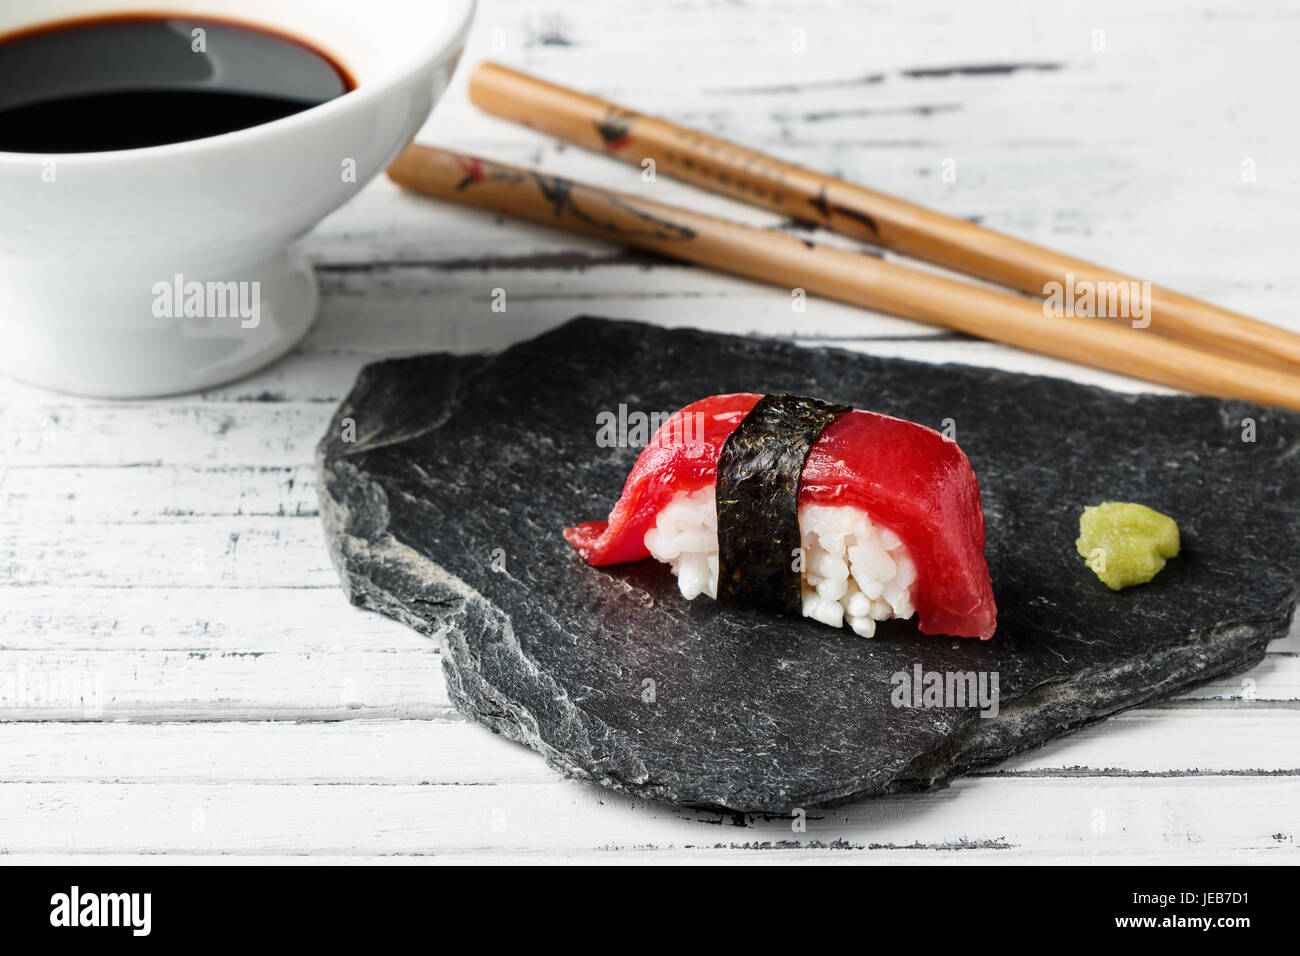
[3,0,1299,863]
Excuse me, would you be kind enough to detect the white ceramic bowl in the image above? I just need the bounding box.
[0,0,474,397]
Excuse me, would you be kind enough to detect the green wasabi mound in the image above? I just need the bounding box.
[1076,502,1180,590]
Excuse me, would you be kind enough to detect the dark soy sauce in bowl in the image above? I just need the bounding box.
[0,14,355,152]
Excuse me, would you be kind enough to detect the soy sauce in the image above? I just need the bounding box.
[0,14,355,152]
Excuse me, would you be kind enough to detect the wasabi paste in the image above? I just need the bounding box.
[1076,502,1180,590]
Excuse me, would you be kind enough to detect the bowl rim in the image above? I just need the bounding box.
[0,0,476,166]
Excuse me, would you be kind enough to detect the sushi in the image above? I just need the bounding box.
[564,393,997,639]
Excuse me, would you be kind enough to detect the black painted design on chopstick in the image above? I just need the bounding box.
[808,186,880,235]
[453,155,485,190]
[460,153,697,242]
[594,106,635,151]
[530,171,576,215]
[528,171,697,241]
[809,186,832,219]
[830,203,880,235]
[715,394,851,614]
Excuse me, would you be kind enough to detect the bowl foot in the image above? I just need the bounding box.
[0,246,319,398]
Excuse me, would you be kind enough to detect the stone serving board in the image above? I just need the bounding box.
[316,317,1299,812]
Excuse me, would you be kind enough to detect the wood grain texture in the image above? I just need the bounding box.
[1,0,1298,861]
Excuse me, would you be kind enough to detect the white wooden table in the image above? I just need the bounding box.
[3,0,1299,864]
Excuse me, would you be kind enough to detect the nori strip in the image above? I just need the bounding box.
[715,393,851,613]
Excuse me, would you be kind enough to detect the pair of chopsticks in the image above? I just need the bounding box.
[388,62,1300,411]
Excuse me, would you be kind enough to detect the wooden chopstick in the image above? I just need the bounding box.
[468,61,1300,373]
[387,144,1300,411]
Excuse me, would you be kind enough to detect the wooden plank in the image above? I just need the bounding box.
[0,649,450,721]
[0,849,1291,864]
[1,710,1297,785]
[0,587,417,651]
[1,519,337,588]
[0,623,1293,722]
[0,776,1296,859]
[0,465,321,523]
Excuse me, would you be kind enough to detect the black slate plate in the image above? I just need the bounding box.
[317,317,1299,812]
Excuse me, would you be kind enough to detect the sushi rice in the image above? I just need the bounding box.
[643,486,917,637]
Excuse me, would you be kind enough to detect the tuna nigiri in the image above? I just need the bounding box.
[565,393,996,640]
